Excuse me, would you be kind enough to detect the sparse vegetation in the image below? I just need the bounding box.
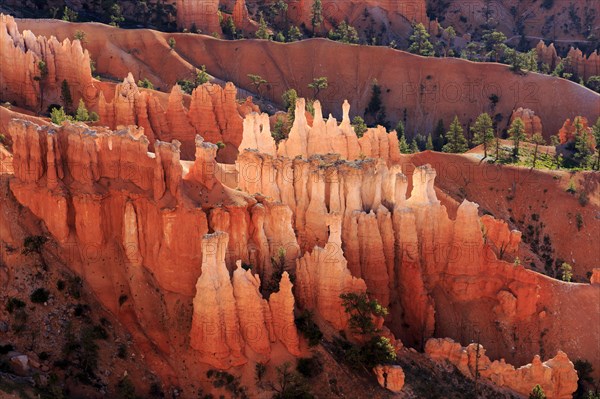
[22,235,47,255]
[561,262,573,282]
[295,310,323,347]
[308,77,328,99]
[30,288,50,304]
[442,116,468,153]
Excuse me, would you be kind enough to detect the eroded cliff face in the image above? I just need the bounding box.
[0,14,95,111]
[6,118,305,377]
[425,338,578,399]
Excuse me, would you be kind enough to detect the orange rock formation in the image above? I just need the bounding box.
[536,41,600,81]
[373,365,405,393]
[510,107,543,136]
[425,338,578,399]
[0,14,95,110]
[240,99,401,164]
[98,73,258,161]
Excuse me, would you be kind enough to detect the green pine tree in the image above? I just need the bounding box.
[256,14,272,40]
[398,132,410,154]
[508,117,527,158]
[426,134,434,150]
[75,99,89,122]
[352,116,368,138]
[442,116,468,153]
[573,116,593,167]
[310,0,323,36]
[408,23,434,56]
[410,139,419,153]
[529,384,546,399]
[471,112,494,158]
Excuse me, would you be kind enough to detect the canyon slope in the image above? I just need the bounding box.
[0,13,599,399]
[13,18,599,138]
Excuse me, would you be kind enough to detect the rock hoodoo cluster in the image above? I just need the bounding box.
[0,14,94,110]
[425,338,578,399]
[536,41,600,80]
[98,73,258,160]
[240,99,402,164]
[1,12,598,396]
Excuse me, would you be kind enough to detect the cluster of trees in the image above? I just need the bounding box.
[49,80,99,125]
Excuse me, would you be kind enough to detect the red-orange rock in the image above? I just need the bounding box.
[558,116,594,145]
[591,269,600,284]
[0,14,96,111]
[373,365,405,393]
[295,213,367,330]
[99,76,253,161]
[425,338,578,399]
[269,272,301,356]
[190,232,246,367]
[511,108,543,136]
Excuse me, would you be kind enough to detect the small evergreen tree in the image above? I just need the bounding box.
[195,65,210,86]
[308,77,328,99]
[328,21,359,44]
[62,6,78,22]
[471,112,494,158]
[110,4,124,27]
[529,384,546,399]
[408,23,434,56]
[561,263,573,282]
[442,116,468,153]
[410,139,419,153]
[222,17,237,39]
[573,116,593,167]
[137,78,154,89]
[508,117,527,157]
[352,116,367,138]
[530,133,545,168]
[60,80,73,112]
[426,134,434,150]
[550,134,562,169]
[168,37,176,49]
[340,292,388,336]
[398,133,410,154]
[311,0,323,36]
[248,74,268,98]
[256,14,272,40]
[287,25,303,42]
[75,99,89,122]
[73,30,86,43]
[51,107,71,125]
